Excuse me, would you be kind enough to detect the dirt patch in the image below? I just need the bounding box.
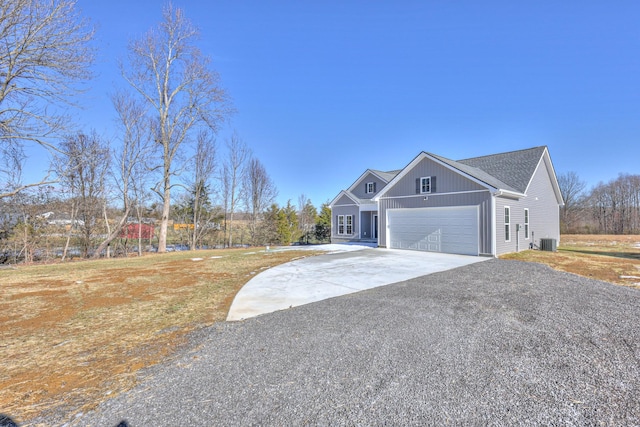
[0,248,321,426]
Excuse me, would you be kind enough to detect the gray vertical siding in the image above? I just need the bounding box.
[335,194,356,206]
[379,156,493,254]
[494,157,560,255]
[525,156,561,247]
[332,150,561,254]
[385,157,486,197]
[351,172,387,200]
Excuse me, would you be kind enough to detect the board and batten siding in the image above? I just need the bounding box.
[384,157,487,197]
[379,156,493,254]
[494,156,561,255]
[350,172,386,200]
[379,191,493,255]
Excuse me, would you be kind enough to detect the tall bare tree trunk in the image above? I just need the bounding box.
[121,4,231,253]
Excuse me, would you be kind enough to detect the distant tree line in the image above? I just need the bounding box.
[0,1,333,264]
[559,172,640,234]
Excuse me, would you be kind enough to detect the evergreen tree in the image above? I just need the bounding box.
[262,203,281,244]
[283,200,299,244]
[315,202,332,242]
[276,208,290,245]
[298,198,317,244]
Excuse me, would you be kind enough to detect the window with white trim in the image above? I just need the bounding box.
[504,206,511,242]
[366,182,376,194]
[337,215,353,235]
[420,176,432,194]
[524,208,530,239]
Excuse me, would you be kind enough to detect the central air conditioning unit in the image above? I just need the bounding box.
[540,238,557,252]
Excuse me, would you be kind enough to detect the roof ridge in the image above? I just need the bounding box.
[457,145,546,162]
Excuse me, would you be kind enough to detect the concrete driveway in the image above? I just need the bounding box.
[227,245,488,321]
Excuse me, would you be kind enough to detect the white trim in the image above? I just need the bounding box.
[366,182,375,194]
[385,208,390,251]
[491,194,497,256]
[374,152,501,201]
[524,208,530,240]
[380,189,489,200]
[358,203,378,211]
[504,206,511,243]
[329,190,358,207]
[333,203,358,207]
[386,206,480,255]
[523,147,564,206]
[494,189,526,199]
[347,169,389,194]
[420,176,432,194]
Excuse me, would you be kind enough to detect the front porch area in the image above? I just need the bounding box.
[331,210,379,245]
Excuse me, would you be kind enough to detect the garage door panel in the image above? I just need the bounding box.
[387,206,478,256]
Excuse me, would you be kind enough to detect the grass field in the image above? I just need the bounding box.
[501,234,640,288]
[0,247,320,425]
[4,235,639,425]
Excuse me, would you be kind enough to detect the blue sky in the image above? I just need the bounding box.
[31,1,640,207]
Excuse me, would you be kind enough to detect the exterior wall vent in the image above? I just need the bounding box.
[540,238,557,252]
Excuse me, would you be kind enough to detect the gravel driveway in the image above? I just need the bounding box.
[48,259,640,426]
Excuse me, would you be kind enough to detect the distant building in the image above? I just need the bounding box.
[120,223,155,239]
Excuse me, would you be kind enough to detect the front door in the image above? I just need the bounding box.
[373,214,378,239]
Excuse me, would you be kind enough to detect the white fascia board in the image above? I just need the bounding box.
[359,203,378,212]
[545,148,565,206]
[495,189,527,199]
[373,152,426,201]
[347,169,389,193]
[522,147,564,206]
[374,151,503,201]
[329,190,358,207]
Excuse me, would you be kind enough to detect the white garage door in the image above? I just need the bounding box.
[387,206,479,256]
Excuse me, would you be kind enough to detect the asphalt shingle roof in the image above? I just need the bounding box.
[335,146,547,205]
[457,146,546,193]
[427,153,521,194]
[371,169,401,183]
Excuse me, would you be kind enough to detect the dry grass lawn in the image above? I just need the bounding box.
[501,234,640,288]
[5,235,639,425]
[0,248,320,425]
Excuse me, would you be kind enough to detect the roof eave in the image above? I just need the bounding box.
[347,169,390,193]
[329,190,358,207]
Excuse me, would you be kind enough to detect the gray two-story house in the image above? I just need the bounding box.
[330,146,563,256]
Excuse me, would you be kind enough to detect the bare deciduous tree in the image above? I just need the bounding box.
[189,130,217,250]
[54,132,110,257]
[121,3,231,253]
[242,157,277,245]
[93,92,152,258]
[558,171,586,233]
[3,186,51,263]
[588,174,640,234]
[221,132,249,248]
[0,0,94,198]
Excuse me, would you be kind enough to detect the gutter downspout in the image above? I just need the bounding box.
[491,191,498,257]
